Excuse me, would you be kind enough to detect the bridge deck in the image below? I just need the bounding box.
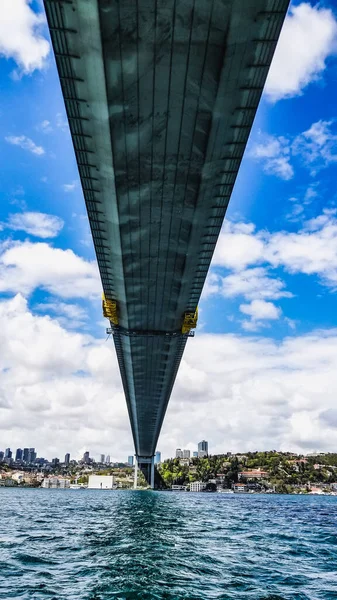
[45,0,288,459]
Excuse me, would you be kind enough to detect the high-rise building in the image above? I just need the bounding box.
[23,448,29,463]
[52,458,60,467]
[5,448,12,459]
[105,455,110,465]
[83,451,90,464]
[29,448,36,463]
[64,453,70,466]
[100,454,105,464]
[128,455,134,466]
[176,448,183,458]
[0,451,4,462]
[193,451,198,457]
[198,440,208,457]
[183,449,190,459]
[15,448,23,461]
[155,451,161,464]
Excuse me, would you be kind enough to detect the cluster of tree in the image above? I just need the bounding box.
[157,451,337,491]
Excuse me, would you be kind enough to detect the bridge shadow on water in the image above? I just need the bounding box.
[83,491,188,600]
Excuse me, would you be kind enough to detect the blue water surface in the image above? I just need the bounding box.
[1,489,337,599]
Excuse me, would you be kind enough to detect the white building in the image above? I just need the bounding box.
[42,477,70,489]
[190,481,206,492]
[88,475,114,489]
[183,449,190,459]
[176,448,183,458]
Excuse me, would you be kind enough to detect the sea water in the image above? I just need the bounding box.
[1,489,336,599]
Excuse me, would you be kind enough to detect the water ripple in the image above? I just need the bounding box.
[0,490,337,599]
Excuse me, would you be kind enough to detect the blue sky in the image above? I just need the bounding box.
[1,1,337,461]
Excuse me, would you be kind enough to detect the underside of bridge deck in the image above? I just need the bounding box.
[45,0,289,483]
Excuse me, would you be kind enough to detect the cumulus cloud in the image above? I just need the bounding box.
[240,299,281,331]
[213,221,264,269]
[0,294,129,460]
[240,300,281,321]
[1,295,337,457]
[163,329,337,455]
[35,300,88,329]
[250,135,293,180]
[0,241,100,298]
[265,3,337,102]
[5,212,64,238]
[219,268,290,301]
[293,120,337,175]
[0,0,50,77]
[251,120,337,179]
[207,209,337,315]
[62,181,78,192]
[5,135,44,155]
[38,119,53,134]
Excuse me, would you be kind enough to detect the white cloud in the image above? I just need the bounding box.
[56,112,69,132]
[250,135,293,180]
[240,299,281,321]
[251,120,337,179]
[293,120,337,175]
[5,135,44,155]
[35,300,88,329]
[36,301,88,322]
[38,119,52,134]
[208,209,337,309]
[266,218,337,287]
[240,299,281,331]
[62,181,78,192]
[213,221,264,269]
[2,295,337,457]
[0,241,100,298]
[220,267,291,301]
[5,212,64,238]
[286,185,318,222]
[265,3,337,102]
[162,329,337,455]
[0,0,50,77]
[0,294,129,459]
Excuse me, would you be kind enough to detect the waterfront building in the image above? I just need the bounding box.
[23,448,29,463]
[190,481,206,492]
[5,448,12,459]
[238,469,269,480]
[183,449,190,459]
[172,485,187,491]
[88,475,114,489]
[198,440,208,457]
[233,483,248,493]
[15,448,23,461]
[83,451,90,464]
[155,451,161,464]
[42,477,70,489]
[176,448,183,458]
[64,453,70,466]
[100,454,105,464]
[128,455,134,466]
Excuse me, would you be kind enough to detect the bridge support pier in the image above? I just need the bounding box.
[133,456,138,489]
[134,456,155,489]
[150,456,155,489]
